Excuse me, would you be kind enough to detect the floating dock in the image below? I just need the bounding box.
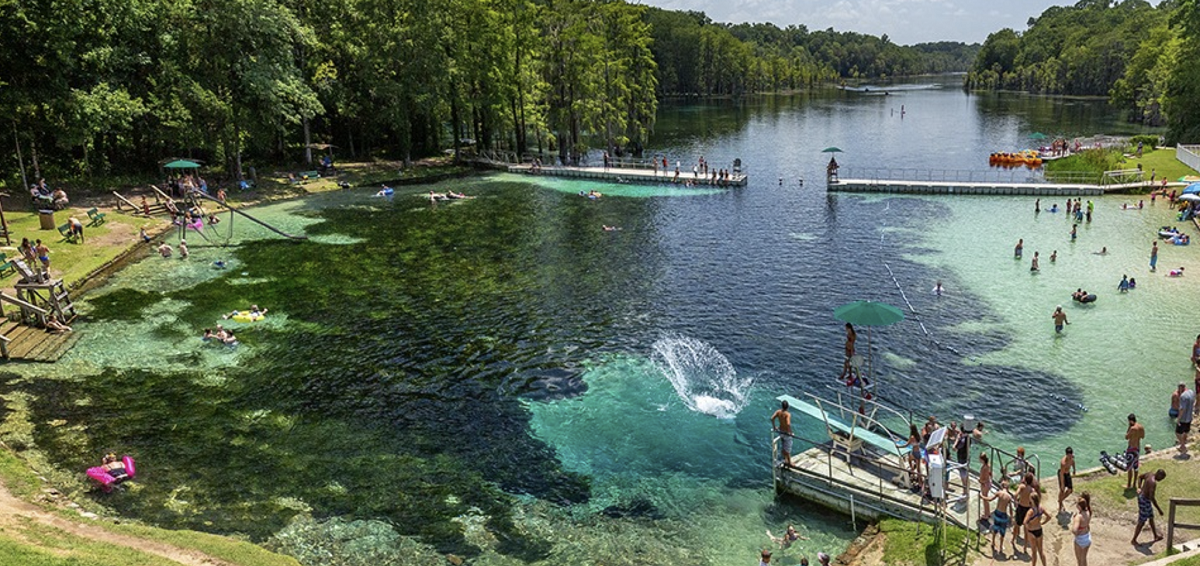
[772,392,1039,531]
[827,168,1154,196]
[507,164,747,187]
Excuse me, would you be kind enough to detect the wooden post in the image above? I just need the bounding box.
[1167,499,1177,551]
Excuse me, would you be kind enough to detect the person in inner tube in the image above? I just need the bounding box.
[101,454,128,480]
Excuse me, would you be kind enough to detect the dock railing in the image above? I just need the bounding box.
[1166,498,1200,551]
[838,167,1110,186]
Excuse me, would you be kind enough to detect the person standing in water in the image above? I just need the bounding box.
[1015,238,1024,259]
[1035,199,1041,213]
[1052,306,1070,334]
[771,401,793,468]
[1031,251,1040,272]
[1151,240,1159,272]
[1071,224,1078,241]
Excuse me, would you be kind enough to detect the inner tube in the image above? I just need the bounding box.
[86,455,136,493]
[1080,294,1097,303]
[1098,451,1119,475]
[231,311,265,323]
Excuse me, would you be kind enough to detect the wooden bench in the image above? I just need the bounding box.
[86,207,106,225]
[58,223,81,243]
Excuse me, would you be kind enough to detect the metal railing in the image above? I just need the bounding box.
[1167,498,1200,551]
[840,167,1048,184]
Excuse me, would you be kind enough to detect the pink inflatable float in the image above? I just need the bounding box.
[87,455,136,492]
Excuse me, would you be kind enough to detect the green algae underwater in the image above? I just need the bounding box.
[0,181,855,565]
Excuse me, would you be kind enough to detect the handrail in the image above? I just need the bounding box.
[1166,498,1200,550]
[0,292,48,315]
[802,393,907,460]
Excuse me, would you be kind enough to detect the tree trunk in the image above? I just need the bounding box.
[303,117,313,165]
[450,95,462,164]
[12,122,28,189]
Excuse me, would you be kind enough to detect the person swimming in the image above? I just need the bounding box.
[933,281,944,296]
[1170,267,1186,277]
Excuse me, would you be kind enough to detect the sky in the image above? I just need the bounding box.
[631,0,1078,45]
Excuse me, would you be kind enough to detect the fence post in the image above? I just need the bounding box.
[1168,499,1177,551]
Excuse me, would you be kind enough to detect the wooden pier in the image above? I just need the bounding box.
[772,393,1040,532]
[507,163,748,187]
[0,259,80,362]
[0,319,80,362]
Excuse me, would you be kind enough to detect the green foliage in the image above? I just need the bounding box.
[878,519,971,566]
[1043,148,1125,174]
[1129,134,1161,148]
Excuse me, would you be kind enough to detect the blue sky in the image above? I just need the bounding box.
[632,0,1077,45]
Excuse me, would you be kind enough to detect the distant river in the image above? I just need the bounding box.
[6,77,1182,566]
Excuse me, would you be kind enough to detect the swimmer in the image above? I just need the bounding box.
[1050,204,1059,213]
[1014,239,1024,259]
[178,239,189,259]
[602,225,621,232]
[1031,251,1040,272]
[375,186,394,197]
[767,524,808,549]
[1170,267,1185,277]
[1094,247,1108,255]
[1050,250,1057,263]
[213,260,227,269]
[1129,277,1137,289]
[157,243,173,258]
[203,328,214,341]
[223,304,268,320]
[1119,275,1130,292]
[933,281,944,296]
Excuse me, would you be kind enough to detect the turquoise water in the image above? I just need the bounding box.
[0,79,1185,566]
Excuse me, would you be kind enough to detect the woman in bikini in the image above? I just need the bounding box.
[1071,492,1092,566]
[1024,492,1051,566]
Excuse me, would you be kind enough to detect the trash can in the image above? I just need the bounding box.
[38,210,55,230]
[927,452,945,500]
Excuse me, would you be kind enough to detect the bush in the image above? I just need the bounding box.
[1130,134,1161,150]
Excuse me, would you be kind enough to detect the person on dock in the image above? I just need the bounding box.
[1176,384,1194,453]
[1151,241,1159,272]
[902,424,924,490]
[1024,492,1050,566]
[1071,493,1093,566]
[982,477,1014,556]
[840,323,857,380]
[45,315,72,334]
[1125,413,1144,489]
[1014,239,1024,259]
[1052,306,1070,334]
[1057,446,1076,513]
[767,524,807,549]
[1131,469,1166,546]
[771,400,793,468]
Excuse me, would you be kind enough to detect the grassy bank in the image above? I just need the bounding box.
[877,518,973,566]
[0,448,300,566]
[1082,456,1200,534]
[1044,146,1199,189]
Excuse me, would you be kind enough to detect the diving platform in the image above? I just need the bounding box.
[0,259,80,362]
[507,163,747,187]
[771,392,1032,532]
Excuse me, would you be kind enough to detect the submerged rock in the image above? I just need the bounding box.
[600,497,664,520]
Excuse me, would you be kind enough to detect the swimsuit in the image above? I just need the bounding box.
[1125,447,1140,470]
[1138,494,1153,522]
[1015,504,1030,527]
[1075,532,1091,548]
[991,510,1009,535]
[1061,470,1073,490]
[1027,508,1044,538]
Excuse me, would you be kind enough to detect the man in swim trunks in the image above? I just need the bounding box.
[1057,447,1075,513]
[1177,385,1195,454]
[1052,306,1069,334]
[982,477,1014,556]
[1151,241,1159,271]
[1132,469,1166,546]
[1125,413,1144,489]
[771,401,793,468]
[1014,472,1035,555]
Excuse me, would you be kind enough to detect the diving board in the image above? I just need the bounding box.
[777,394,902,457]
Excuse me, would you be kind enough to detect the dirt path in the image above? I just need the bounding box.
[0,478,233,566]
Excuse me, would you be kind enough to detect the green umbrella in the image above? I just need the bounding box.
[821,147,844,153]
[834,300,905,387]
[1028,132,1048,140]
[163,159,201,169]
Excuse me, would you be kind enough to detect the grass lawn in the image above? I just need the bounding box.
[224,158,471,206]
[1081,456,1200,535]
[0,205,162,292]
[878,518,973,566]
[1045,146,1199,189]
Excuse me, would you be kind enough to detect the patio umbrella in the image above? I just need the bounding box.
[833,300,905,386]
[1179,193,1200,203]
[821,147,844,153]
[1184,182,1200,195]
[163,159,201,169]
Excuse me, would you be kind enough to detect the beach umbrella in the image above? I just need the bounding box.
[821,147,844,153]
[163,159,201,169]
[1179,194,1200,203]
[1184,182,1200,195]
[834,300,905,387]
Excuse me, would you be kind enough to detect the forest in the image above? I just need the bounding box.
[965,0,1200,144]
[0,0,976,185]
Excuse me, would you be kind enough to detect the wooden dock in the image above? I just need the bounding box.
[0,319,80,362]
[829,177,1152,196]
[507,163,748,187]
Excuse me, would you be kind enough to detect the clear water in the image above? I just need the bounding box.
[0,78,1179,565]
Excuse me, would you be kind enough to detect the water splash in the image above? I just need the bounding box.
[650,335,753,419]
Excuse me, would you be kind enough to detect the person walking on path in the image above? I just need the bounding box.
[1177,384,1195,453]
[1125,414,1145,489]
[1132,469,1166,546]
[1052,306,1070,334]
[1015,238,1024,259]
[1057,447,1076,513]
[1151,241,1159,272]
[771,401,793,468]
[1072,492,1092,566]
